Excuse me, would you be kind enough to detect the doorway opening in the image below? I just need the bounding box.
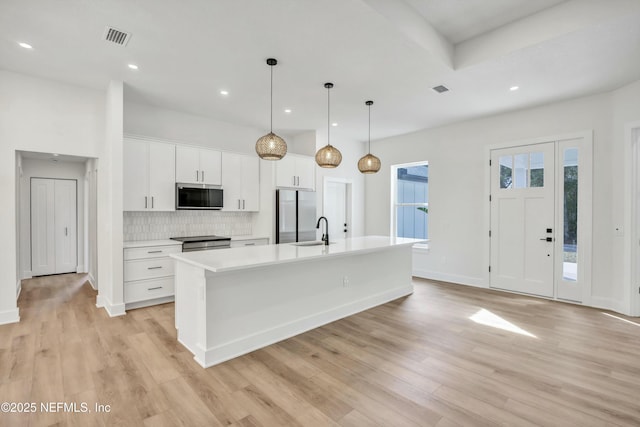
[323,178,353,242]
[16,151,98,305]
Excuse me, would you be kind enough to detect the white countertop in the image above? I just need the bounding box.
[123,239,183,248]
[170,236,424,273]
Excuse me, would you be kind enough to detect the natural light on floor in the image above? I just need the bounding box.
[469,309,537,338]
[602,312,640,327]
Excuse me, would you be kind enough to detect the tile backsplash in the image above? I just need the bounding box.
[124,211,253,241]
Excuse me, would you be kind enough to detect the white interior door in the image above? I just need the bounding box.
[31,178,56,276]
[490,142,555,297]
[31,178,77,276]
[324,181,350,241]
[54,180,77,274]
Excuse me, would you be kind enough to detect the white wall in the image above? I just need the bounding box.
[0,70,106,324]
[315,132,367,239]
[86,158,98,288]
[366,79,640,314]
[96,80,125,316]
[610,79,640,314]
[19,158,88,279]
[15,152,22,297]
[124,101,265,154]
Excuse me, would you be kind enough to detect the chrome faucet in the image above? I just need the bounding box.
[316,216,329,246]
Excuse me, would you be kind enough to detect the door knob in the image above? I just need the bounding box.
[539,237,553,242]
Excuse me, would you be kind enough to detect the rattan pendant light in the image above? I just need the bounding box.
[315,83,342,168]
[255,58,287,160]
[358,100,381,174]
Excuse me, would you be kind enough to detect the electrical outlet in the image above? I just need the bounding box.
[343,276,349,287]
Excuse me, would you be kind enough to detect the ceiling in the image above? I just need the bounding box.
[1,0,639,145]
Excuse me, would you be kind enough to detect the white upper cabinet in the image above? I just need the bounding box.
[124,138,176,211]
[148,143,176,210]
[275,154,315,190]
[221,152,260,212]
[176,145,222,185]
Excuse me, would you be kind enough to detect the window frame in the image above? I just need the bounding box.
[390,161,430,248]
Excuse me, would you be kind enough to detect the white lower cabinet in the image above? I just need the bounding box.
[124,242,182,309]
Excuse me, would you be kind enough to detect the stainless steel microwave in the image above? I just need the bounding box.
[176,184,223,210]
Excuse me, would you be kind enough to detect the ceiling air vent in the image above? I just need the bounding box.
[432,85,449,94]
[103,26,131,46]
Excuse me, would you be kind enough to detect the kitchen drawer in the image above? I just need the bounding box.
[124,257,175,281]
[125,277,174,304]
[124,245,181,260]
[230,238,269,248]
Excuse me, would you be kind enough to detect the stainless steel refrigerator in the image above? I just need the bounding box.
[275,189,317,243]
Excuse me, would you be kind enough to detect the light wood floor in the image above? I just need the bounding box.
[1,274,639,426]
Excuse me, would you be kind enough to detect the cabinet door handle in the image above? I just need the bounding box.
[201,171,204,182]
[292,176,295,186]
[65,227,68,236]
[147,286,163,291]
[151,196,154,209]
[243,199,245,210]
[147,266,163,270]
[238,199,241,209]
[147,250,163,254]
[145,196,148,209]
[296,176,299,186]
[245,243,255,246]
[196,170,199,182]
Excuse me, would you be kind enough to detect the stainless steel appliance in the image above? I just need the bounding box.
[176,184,223,210]
[170,235,231,252]
[275,189,317,244]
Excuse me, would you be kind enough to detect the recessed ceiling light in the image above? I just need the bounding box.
[18,42,33,49]
[510,86,519,91]
[128,64,139,70]
[284,109,292,113]
[220,90,229,96]
[332,122,338,127]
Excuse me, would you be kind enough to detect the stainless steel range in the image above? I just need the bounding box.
[170,235,231,252]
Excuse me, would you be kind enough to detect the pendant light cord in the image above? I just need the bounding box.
[368,103,371,154]
[270,64,273,133]
[327,86,331,147]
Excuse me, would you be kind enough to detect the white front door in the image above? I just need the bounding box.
[31,178,77,276]
[324,180,350,241]
[490,142,555,297]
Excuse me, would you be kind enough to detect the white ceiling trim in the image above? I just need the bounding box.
[455,0,640,69]
[361,0,454,68]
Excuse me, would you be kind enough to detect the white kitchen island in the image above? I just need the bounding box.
[170,235,423,368]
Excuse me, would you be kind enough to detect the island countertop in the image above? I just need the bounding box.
[170,235,424,273]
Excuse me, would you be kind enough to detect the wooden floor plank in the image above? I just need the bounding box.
[1,273,639,426]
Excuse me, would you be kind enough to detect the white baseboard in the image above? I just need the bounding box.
[589,296,630,316]
[125,296,174,310]
[95,295,126,317]
[77,264,86,273]
[87,273,97,290]
[0,308,20,325]
[195,285,413,368]
[413,269,487,288]
[16,280,22,299]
